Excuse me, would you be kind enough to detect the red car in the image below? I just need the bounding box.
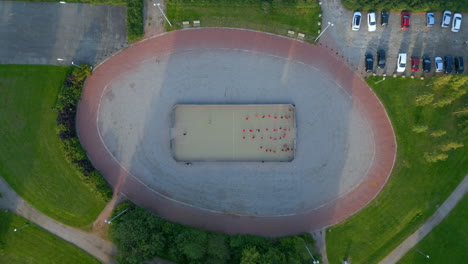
[401,11,410,29]
[411,57,419,72]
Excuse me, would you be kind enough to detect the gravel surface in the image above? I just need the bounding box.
[97,48,374,216]
[320,0,468,78]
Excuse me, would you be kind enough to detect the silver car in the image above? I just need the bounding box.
[352,12,362,31]
[441,11,452,27]
[434,57,443,72]
[452,13,462,32]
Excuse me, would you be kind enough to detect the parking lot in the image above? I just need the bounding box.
[320,0,468,77]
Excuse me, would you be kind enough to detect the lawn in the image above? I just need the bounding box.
[0,65,106,228]
[326,76,468,264]
[0,211,99,263]
[398,194,467,264]
[166,0,321,42]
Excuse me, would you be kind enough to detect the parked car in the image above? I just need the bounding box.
[411,57,419,72]
[352,12,362,31]
[434,57,443,72]
[441,11,452,27]
[381,11,389,26]
[365,53,374,72]
[377,50,386,69]
[452,13,462,32]
[455,57,464,74]
[426,12,435,27]
[401,11,410,29]
[423,56,431,72]
[444,56,454,73]
[397,53,407,72]
[368,12,377,32]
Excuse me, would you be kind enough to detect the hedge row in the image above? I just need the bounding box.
[342,0,468,11]
[167,0,318,8]
[110,202,320,264]
[56,65,112,201]
[127,0,144,42]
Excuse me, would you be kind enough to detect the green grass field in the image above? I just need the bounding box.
[326,77,468,264]
[0,211,99,263]
[398,194,467,264]
[166,1,321,42]
[0,65,106,228]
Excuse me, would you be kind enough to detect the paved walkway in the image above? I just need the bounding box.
[0,176,117,264]
[0,1,127,65]
[379,175,468,264]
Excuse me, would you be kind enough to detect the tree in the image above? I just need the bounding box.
[429,130,446,137]
[206,233,230,262]
[412,125,428,133]
[415,93,434,106]
[240,246,261,264]
[423,152,448,163]
[440,142,464,152]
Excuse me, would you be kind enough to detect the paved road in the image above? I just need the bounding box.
[0,1,127,65]
[0,176,117,264]
[320,0,468,77]
[379,175,468,264]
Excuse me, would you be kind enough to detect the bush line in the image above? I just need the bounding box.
[55,65,113,202]
[342,0,468,12]
[110,201,320,264]
[127,0,144,42]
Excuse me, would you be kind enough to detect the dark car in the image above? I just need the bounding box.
[365,53,373,72]
[423,56,431,72]
[411,57,419,72]
[455,57,464,74]
[401,11,410,29]
[377,50,386,69]
[381,11,389,26]
[444,56,454,73]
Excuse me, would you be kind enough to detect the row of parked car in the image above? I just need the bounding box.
[365,51,464,74]
[352,11,463,32]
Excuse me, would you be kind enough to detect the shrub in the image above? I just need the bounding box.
[55,65,112,202]
[127,0,144,42]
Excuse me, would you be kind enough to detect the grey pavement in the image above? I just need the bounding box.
[0,176,118,264]
[379,175,468,264]
[320,0,468,78]
[311,228,329,264]
[0,1,128,65]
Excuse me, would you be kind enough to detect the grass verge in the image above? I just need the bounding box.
[0,65,106,227]
[398,194,467,264]
[342,0,468,11]
[0,211,99,263]
[110,201,321,264]
[7,0,143,42]
[326,76,468,264]
[166,0,321,42]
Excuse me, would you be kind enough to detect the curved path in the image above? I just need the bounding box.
[77,28,396,236]
[379,175,468,264]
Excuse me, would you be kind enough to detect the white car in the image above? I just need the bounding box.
[452,13,462,32]
[441,10,452,27]
[352,12,362,31]
[368,12,377,32]
[397,53,407,73]
[434,57,443,72]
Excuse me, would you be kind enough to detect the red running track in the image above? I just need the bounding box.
[76,28,396,236]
